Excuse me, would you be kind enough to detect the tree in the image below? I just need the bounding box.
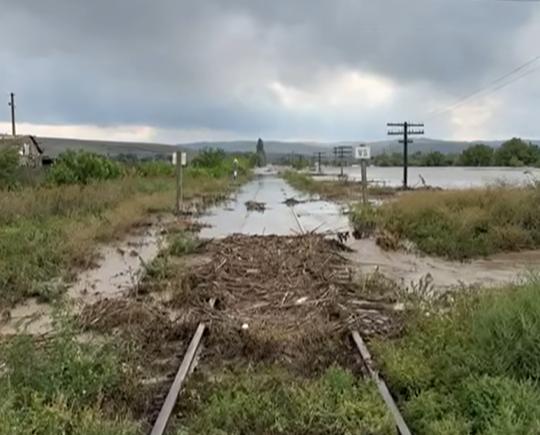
[255,138,267,167]
[494,138,533,167]
[421,151,447,167]
[459,144,494,166]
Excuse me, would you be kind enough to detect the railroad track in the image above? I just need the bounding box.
[148,205,411,435]
[290,204,411,435]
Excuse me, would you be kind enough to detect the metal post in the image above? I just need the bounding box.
[318,152,322,174]
[9,93,16,136]
[361,159,368,205]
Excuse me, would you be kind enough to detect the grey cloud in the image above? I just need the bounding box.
[0,0,538,140]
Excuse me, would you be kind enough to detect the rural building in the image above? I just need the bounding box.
[0,135,45,167]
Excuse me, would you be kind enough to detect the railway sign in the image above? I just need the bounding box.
[172,151,187,166]
[355,145,371,160]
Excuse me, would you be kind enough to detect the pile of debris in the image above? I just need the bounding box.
[175,234,404,372]
[244,200,266,212]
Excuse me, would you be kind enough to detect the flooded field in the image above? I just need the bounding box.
[319,165,540,188]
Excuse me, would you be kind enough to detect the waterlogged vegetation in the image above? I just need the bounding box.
[374,277,540,434]
[177,365,394,434]
[0,149,252,308]
[282,170,395,200]
[354,183,540,259]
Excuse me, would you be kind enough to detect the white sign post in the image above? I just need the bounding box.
[355,145,371,160]
[175,151,188,214]
[355,146,371,205]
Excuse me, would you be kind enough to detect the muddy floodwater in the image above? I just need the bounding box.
[199,173,350,238]
[3,170,540,336]
[201,171,540,292]
[1,225,165,335]
[320,166,540,189]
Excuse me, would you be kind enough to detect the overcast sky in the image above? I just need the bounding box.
[1,0,539,143]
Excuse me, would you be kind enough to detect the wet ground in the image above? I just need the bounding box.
[0,225,165,335]
[3,170,540,336]
[349,239,540,293]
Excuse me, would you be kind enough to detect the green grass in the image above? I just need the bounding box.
[351,185,540,259]
[373,278,540,434]
[177,365,394,434]
[0,310,140,434]
[0,171,243,308]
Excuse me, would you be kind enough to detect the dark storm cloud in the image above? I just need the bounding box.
[0,0,538,139]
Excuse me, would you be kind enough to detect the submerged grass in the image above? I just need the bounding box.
[177,365,394,435]
[351,184,540,259]
[374,277,540,434]
[282,170,394,200]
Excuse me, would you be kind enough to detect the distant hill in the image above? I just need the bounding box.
[180,140,332,156]
[29,136,540,161]
[36,137,178,159]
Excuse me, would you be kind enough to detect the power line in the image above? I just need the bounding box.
[429,54,540,116]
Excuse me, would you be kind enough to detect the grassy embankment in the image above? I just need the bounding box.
[282,170,395,201]
[0,149,252,308]
[0,150,253,434]
[351,184,540,260]
[373,277,540,434]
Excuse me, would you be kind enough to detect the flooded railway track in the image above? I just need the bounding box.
[148,203,411,434]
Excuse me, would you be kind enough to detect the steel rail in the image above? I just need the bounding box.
[149,298,216,435]
[290,204,306,234]
[351,330,412,435]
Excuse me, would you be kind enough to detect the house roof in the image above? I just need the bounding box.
[0,135,43,154]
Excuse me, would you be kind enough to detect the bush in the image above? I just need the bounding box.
[133,160,175,178]
[375,279,540,434]
[190,148,253,179]
[47,151,122,185]
[0,147,21,189]
[366,185,540,259]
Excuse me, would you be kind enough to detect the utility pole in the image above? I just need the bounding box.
[313,151,325,174]
[387,122,424,189]
[8,93,16,136]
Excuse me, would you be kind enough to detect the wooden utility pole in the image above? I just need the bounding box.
[8,93,16,136]
[387,122,424,189]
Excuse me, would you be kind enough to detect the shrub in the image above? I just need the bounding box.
[47,151,122,185]
[366,185,540,259]
[190,148,253,179]
[0,147,21,189]
[375,279,540,434]
[133,160,175,177]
